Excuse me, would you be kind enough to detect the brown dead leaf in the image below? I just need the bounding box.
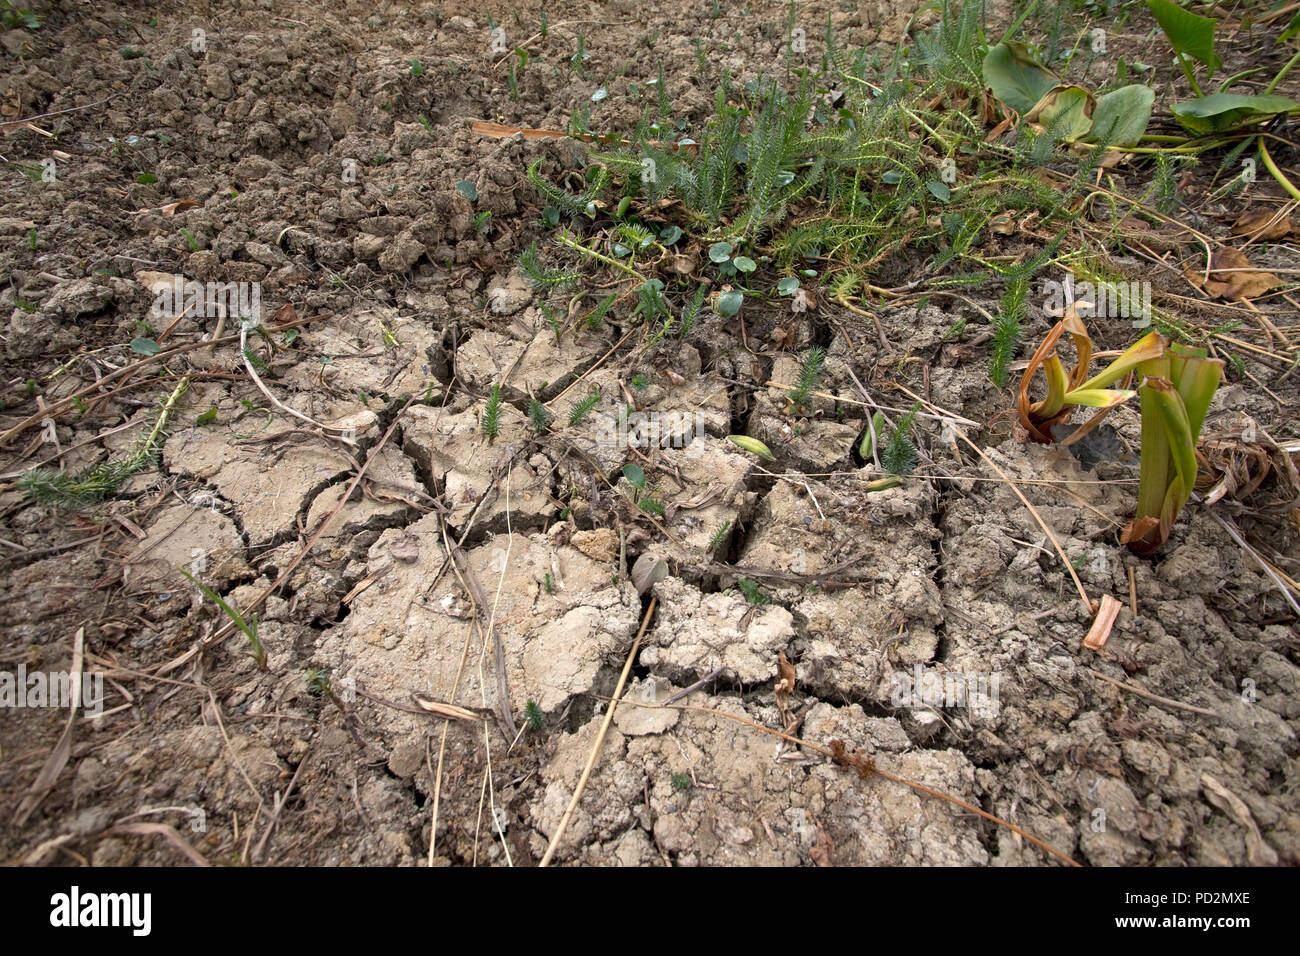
[133,199,200,216]
[1231,208,1296,242]
[768,325,796,352]
[471,119,569,141]
[776,650,796,696]
[1117,215,1193,254]
[1082,593,1121,651]
[1189,247,1282,301]
[810,825,835,866]
[411,696,484,721]
[667,253,696,275]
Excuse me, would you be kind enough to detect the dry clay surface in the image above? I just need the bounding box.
[0,0,1296,867]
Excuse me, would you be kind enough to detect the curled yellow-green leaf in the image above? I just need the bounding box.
[727,435,775,461]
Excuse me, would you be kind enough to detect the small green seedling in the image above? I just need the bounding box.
[527,398,551,433]
[788,347,825,413]
[182,570,266,670]
[525,699,545,731]
[482,383,503,439]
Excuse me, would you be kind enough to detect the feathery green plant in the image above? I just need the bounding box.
[707,519,731,553]
[880,402,921,477]
[584,291,618,329]
[20,377,188,507]
[679,284,707,340]
[519,241,582,290]
[569,392,600,426]
[525,698,545,730]
[482,383,503,439]
[788,347,826,413]
[527,398,551,433]
[991,278,1028,387]
[526,159,609,218]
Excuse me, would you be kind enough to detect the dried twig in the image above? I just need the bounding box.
[539,596,658,867]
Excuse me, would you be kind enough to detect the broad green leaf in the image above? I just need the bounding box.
[708,241,733,263]
[777,277,800,295]
[1087,84,1154,148]
[1147,0,1222,76]
[129,337,160,356]
[622,463,646,489]
[454,179,478,202]
[1026,85,1095,143]
[733,255,757,273]
[716,289,743,317]
[982,42,1060,114]
[926,180,951,201]
[1170,92,1300,133]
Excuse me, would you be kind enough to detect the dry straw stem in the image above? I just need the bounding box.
[239,321,355,439]
[610,697,1079,868]
[1082,593,1122,651]
[13,626,85,827]
[539,595,659,867]
[1086,669,1217,717]
[428,518,491,866]
[1210,512,1300,617]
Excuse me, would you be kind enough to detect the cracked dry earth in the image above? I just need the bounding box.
[1,0,1299,867]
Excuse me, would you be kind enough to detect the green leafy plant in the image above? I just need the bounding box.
[1121,341,1223,556]
[622,463,647,500]
[982,42,1154,149]
[671,772,692,791]
[737,578,767,605]
[0,1,43,28]
[1146,0,1221,96]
